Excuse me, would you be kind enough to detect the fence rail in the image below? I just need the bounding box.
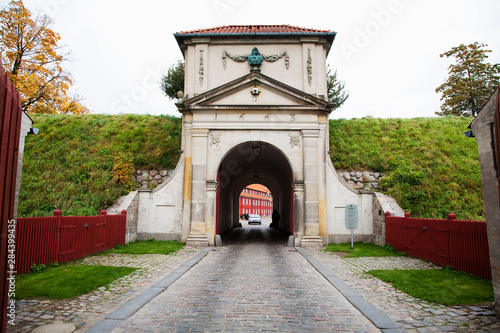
[15,209,127,274]
[386,212,491,280]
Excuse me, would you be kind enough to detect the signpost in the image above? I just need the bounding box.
[345,204,358,248]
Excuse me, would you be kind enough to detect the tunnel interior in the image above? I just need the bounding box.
[216,141,293,241]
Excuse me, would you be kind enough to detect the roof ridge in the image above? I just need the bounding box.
[176,24,334,35]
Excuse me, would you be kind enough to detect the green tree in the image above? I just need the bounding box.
[436,42,500,117]
[160,60,184,100]
[326,66,349,110]
[0,0,88,114]
[160,61,350,109]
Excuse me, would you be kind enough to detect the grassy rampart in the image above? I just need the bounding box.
[19,115,483,220]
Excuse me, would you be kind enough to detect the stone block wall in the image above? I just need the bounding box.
[134,169,174,189]
[337,170,385,190]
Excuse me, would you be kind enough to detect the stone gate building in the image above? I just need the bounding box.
[115,25,393,247]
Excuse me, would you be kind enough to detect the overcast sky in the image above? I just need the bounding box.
[14,0,500,119]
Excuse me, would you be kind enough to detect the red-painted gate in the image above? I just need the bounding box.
[404,216,451,267]
[386,213,491,280]
[15,210,126,275]
[0,60,24,332]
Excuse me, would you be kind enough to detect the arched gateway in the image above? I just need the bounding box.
[130,25,376,247]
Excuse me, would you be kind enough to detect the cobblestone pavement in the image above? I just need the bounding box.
[110,227,380,333]
[7,247,203,333]
[8,222,500,333]
[307,250,500,332]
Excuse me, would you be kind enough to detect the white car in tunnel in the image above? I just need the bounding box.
[248,214,262,225]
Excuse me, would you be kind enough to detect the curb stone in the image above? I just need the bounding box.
[296,247,405,332]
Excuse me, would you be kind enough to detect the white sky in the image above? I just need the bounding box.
[13,0,500,119]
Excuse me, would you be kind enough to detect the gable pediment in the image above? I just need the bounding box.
[182,72,330,111]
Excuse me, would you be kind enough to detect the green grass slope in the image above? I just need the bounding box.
[330,117,483,220]
[19,114,181,217]
[19,114,483,220]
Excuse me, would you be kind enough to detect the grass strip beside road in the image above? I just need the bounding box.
[15,265,137,299]
[325,242,493,306]
[16,240,185,299]
[112,239,185,255]
[369,268,494,306]
[324,242,405,258]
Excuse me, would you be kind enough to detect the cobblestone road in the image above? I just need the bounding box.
[9,220,500,332]
[110,226,380,333]
[7,247,203,332]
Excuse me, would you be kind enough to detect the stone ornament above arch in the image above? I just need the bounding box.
[209,131,223,147]
[222,48,290,70]
[288,132,301,148]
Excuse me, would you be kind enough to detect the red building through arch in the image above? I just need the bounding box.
[239,184,273,217]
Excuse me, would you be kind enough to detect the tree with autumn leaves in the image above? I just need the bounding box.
[0,0,88,114]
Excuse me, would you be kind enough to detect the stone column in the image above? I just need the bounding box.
[301,129,323,247]
[205,181,218,246]
[186,129,209,246]
[292,182,305,242]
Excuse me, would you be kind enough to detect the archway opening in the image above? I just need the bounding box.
[238,184,273,223]
[216,141,293,244]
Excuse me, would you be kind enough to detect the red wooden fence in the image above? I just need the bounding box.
[386,212,491,280]
[15,209,127,274]
[0,60,23,332]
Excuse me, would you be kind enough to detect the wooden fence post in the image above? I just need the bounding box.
[101,210,107,252]
[121,210,127,244]
[403,212,410,252]
[54,209,62,263]
[448,212,456,272]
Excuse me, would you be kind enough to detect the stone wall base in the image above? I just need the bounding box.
[300,236,324,247]
[137,232,181,241]
[186,235,209,247]
[327,234,373,245]
[126,227,137,243]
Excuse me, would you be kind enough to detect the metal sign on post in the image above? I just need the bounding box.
[345,204,358,248]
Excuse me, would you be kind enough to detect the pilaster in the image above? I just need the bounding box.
[181,119,192,242]
[186,129,209,246]
[301,129,323,247]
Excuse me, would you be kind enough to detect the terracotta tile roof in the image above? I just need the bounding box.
[176,25,334,35]
[247,184,271,193]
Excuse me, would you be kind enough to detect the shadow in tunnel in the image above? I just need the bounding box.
[221,218,289,246]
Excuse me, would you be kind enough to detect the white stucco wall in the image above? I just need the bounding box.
[184,41,328,100]
[14,112,32,219]
[326,158,374,243]
[136,156,185,240]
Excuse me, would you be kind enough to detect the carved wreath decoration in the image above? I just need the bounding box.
[222,47,290,70]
